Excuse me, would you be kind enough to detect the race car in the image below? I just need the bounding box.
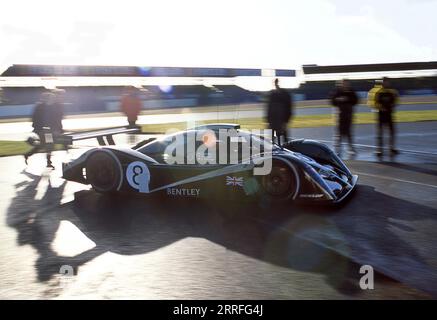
[62,123,357,203]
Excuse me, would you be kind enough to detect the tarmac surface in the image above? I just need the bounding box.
[0,120,436,299]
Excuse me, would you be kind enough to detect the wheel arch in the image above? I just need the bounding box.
[85,148,124,192]
[284,139,351,176]
[269,155,302,201]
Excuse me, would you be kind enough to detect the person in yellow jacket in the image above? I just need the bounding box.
[367,81,382,109]
[367,77,399,158]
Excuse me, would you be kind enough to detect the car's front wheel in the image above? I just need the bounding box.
[261,159,299,202]
[85,151,122,193]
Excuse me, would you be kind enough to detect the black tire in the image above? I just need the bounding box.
[85,151,122,193]
[261,159,299,202]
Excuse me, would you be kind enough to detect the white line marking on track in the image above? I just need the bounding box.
[317,139,437,156]
[355,171,437,189]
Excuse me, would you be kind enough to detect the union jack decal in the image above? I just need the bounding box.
[226,176,244,187]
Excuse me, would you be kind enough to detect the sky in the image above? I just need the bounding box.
[0,0,436,74]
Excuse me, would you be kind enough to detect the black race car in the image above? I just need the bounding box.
[62,124,357,203]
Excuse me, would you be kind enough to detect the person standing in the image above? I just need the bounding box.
[329,79,359,157]
[266,78,293,146]
[52,89,68,150]
[24,91,57,168]
[52,89,65,134]
[368,77,399,158]
[120,86,142,127]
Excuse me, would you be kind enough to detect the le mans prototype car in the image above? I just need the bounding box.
[62,124,357,204]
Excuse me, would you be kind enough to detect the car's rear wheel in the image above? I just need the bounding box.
[85,151,122,193]
[261,159,299,202]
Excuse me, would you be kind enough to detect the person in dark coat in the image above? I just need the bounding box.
[51,88,68,150]
[329,79,359,157]
[52,89,65,134]
[267,78,293,146]
[24,92,57,168]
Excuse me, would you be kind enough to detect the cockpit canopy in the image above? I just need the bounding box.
[137,127,275,165]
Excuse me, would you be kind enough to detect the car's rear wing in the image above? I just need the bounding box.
[189,123,241,131]
[57,126,140,146]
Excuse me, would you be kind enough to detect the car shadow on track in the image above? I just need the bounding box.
[290,184,437,297]
[6,174,436,297]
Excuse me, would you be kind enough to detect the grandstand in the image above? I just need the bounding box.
[0,64,282,116]
[0,62,436,118]
[297,61,437,100]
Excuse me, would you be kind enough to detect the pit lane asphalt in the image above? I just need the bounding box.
[0,123,436,299]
